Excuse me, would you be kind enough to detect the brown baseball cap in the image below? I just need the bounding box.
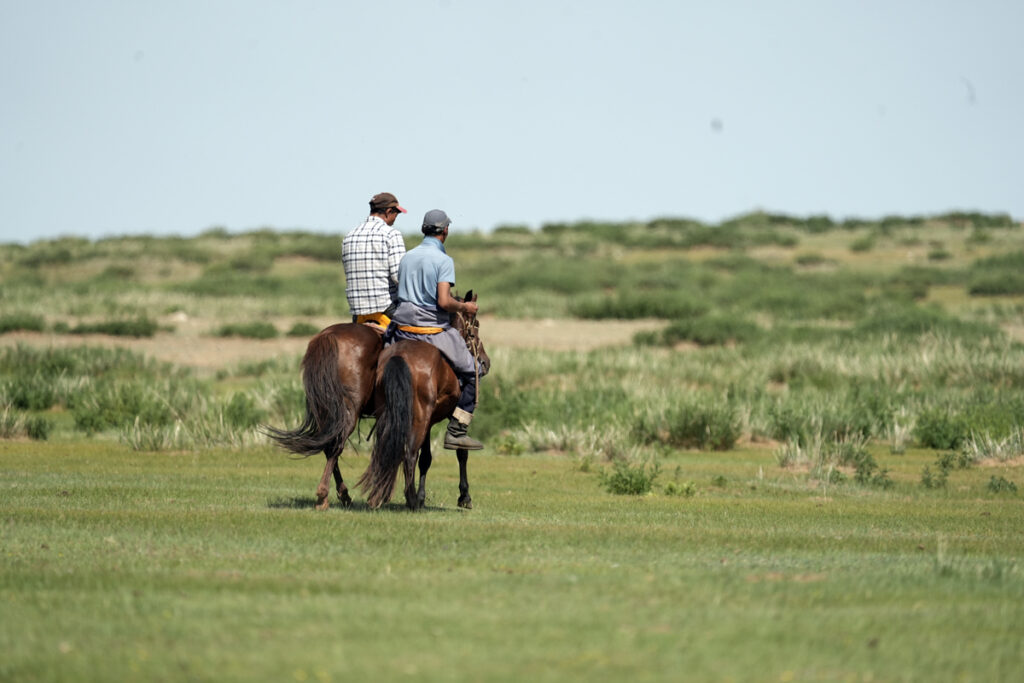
[369,192,407,214]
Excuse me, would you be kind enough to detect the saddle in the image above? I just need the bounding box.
[356,312,443,337]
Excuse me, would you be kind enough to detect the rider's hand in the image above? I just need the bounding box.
[462,301,479,316]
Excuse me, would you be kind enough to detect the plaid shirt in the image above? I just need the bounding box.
[341,216,406,316]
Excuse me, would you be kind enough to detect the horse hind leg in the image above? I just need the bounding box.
[316,438,351,510]
[315,450,338,511]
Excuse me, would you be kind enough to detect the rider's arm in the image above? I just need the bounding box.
[437,282,478,315]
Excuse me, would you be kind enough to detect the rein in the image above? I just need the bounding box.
[455,310,482,410]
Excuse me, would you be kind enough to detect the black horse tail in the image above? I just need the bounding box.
[263,332,357,456]
[359,356,412,509]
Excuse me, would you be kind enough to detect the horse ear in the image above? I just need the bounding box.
[465,289,475,302]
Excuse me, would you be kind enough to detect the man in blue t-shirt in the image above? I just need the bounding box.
[391,209,486,450]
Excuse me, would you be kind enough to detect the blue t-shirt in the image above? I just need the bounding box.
[397,237,456,309]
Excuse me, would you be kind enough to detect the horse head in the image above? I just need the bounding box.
[452,289,490,376]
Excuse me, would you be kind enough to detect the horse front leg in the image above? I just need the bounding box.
[332,459,352,507]
[457,448,472,509]
[417,439,433,509]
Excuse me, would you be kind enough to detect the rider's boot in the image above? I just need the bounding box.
[444,407,483,450]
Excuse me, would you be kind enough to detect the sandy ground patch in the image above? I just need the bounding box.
[0,317,665,373]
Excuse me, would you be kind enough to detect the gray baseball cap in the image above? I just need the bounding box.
[422,209,451,231]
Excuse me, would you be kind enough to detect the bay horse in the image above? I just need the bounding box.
[358,292,489,510]
[264,322,382,510]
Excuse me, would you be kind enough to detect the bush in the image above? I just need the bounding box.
[214,322,278,339]
[25,415,52,440]
[68,317,160,338]
[968,273,1024,296]
[914,409,971,450]
[643,315,760,347]
[852,306,1001,342]
[599,459,659,495]
[915,401,1023,450]
[223,393,265,428]
[286,322,321,337]
[570,292,709,320]
[921,465,948,489]
[634,399,740,451]
[0,405,24,438]
[5,378,57,411]
[0,314,46,334]
[987,476,1018,494]
[70,378,196,434]
[850,235,875,252]
[663,480,696,497]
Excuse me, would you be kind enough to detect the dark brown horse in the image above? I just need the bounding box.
[358,294,489,510]
[264,323,382,510]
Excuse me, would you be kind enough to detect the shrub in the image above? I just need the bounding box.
[634,398,740,451]
[852,451,893,489]
[663,480,696,497]
[25,415,52,440]
[850,235,875,252]
[0,313,46,334]
[654,315,760,347]
[987,476,1018,494]
[68,317,160,338]
[794,253,831,267]
[599,459,659,495]
[960,428,1024,463]
[70,378,194,434]
[852,306,1001,341]
[667,403,741,450]
[968,273,1024,296]
[223,393,265,428]
[915,402,1023,451]
[214,322,278,339]
[921,465,948,489]
[495,435,525,456]
[286,321,321,337]
[914,409,971,450]
[5,379,57,411]
[570,292,709,320]
[0,404,24,438]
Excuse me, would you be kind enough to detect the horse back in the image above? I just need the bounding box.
[305,322,383,414]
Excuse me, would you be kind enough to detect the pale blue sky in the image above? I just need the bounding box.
[2,1,1022,243]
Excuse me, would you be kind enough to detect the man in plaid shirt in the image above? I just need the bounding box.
[341,192,408,324]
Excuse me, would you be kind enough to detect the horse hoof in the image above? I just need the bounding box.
[458,497,473,510]
[315,498,329,511]
[339,491,352,507]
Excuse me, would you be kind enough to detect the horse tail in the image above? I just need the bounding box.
[359,356,413,509]
[264,331,357,456]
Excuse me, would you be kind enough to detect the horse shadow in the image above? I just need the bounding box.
[265,496,460,513]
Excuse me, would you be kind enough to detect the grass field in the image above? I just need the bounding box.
[3,214,1024,680]
[3,440,1023,682]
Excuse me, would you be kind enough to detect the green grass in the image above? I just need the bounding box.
[2,441,1023,682]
